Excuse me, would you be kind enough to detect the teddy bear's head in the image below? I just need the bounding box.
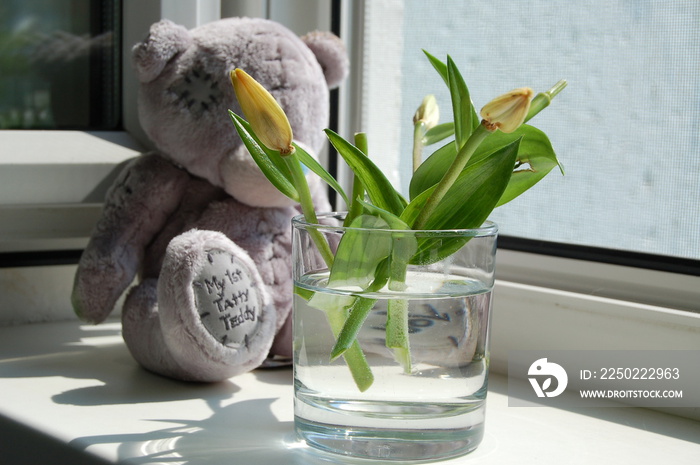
[132,17,348,208]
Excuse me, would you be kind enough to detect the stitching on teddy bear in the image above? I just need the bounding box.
[168,65,224,119]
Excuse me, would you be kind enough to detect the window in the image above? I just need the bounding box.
[1,0,698,388]
[344,0,700,303]
[342,1,700,414]
[0,0,121,130]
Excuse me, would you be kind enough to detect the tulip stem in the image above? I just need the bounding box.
[284,154,335,267]
[326,307,374,391]
[386,268,411,373]
[526,79,568,123]
[412,121,426,172]
[412,123,493,230]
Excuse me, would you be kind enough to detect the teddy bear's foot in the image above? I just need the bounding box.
[154,229,277,382]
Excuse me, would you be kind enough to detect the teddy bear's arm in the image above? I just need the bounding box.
[72,153,190,323]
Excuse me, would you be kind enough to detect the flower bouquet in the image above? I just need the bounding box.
[228,51,565,460]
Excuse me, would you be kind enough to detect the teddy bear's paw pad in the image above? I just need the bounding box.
[192,250,263,349]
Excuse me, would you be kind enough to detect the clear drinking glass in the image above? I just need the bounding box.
[292,213,497,461]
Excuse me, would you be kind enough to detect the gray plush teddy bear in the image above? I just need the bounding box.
[71,17,348,382]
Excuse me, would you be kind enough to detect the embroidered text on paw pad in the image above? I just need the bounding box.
[192,250,262,349]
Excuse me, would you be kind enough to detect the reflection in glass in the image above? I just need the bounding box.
[0,0,120,129]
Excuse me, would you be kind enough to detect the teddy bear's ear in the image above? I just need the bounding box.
[301,31,349,90]
[132,19,192,83]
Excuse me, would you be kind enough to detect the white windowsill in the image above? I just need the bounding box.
[1,318,698,464]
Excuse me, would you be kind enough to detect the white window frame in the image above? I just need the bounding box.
[1,0,697,419]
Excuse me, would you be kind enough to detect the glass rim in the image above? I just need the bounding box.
[292,212,498,236]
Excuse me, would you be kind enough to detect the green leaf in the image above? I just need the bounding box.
[311,214,393,363]
[232,113,295,185]
[422,122,455,146]
[354,200,418,283]
[468,125,563,207]
[355,199,410,231]
[408,140,457,200]
[405,139,520,230]
[329,254,390,361]
[293,142,350,206]
[402,139,521,264]
[344,133,369,226]
[354,202,416,373]
[447,56,478,150]
[325,208,416,362]
[325,129,407,216]
[497,128,562,206]
[409,54,480,201]
[328,214,392,288]
[425,52,479,138]
[408,124,563,205]
[229,111,298,201]
[423,50,449,85]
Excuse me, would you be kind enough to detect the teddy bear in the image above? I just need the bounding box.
[71,17,348,382]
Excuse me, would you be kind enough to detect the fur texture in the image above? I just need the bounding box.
[72,18,345,382]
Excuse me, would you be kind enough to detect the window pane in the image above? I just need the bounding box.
[360,0,700,261]
[0,0,120,129]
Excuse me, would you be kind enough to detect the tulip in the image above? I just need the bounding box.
[480,87,534,133]
[413,87,534,229]
[230,68,295,155]
[413,94,440,129]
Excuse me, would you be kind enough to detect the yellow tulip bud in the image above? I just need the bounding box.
[230,68,295,155]
[480,87,534,133]
[413,94,439,129]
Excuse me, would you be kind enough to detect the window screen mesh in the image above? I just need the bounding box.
[366,0,700,260]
